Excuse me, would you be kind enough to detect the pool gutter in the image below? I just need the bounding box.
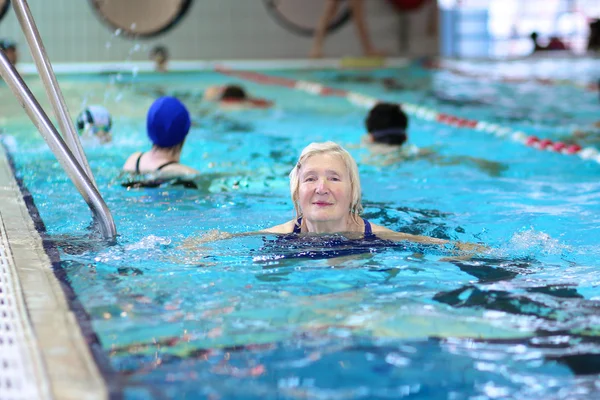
[0,144,107,399]
[14,57,412,75]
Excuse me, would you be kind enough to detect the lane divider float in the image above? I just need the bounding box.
[215,66,600,164]
[422,59,599,93]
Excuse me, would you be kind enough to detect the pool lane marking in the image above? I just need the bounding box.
[215,66,600,165]
[421,59,599,92]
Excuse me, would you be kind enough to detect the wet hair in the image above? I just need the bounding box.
[0,40,16,51]
[150,45,169,60]
[289,142,363,220]
[220,85,248,101]
[365,102,408,146]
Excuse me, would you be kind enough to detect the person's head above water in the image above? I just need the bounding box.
[288,141,363,229]
[122,96,198,176]
[150,45,169,72]
[76,105,112,144]
[203,84,272,109]
[147,96,191,150]
[220,84,248,101]
[0,39,18,65]
[365,102,408,146]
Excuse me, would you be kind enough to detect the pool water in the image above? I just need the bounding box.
[2,58,600,399]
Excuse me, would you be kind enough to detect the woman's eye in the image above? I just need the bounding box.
[330,177,340,181]
[304,177,316,182]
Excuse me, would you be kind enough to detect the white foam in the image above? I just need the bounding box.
[507,228,569,255]
[124,235,171,251]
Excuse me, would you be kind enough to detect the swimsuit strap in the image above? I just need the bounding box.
[292,217,373,237]
[135,152,144,174]
[293,217,302,234]
[156,160,178,171]
[362,218,375,238]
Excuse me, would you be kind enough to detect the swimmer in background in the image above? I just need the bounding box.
[150,45,169,73]
[203,84,273,110]
[362,102,507,176]
[76,105,113,144]
[123,96,199,176]
[561,82,600,145]
[0,39,18,66]
[560,120,600,146]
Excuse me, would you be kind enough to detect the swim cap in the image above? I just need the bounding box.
[76,105,112,134]
[370,128,407,146]
[0,40,16,51]
[146,96,191,148]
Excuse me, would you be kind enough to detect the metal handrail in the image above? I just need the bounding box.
[0,0,116,240]
[12,0,96,187]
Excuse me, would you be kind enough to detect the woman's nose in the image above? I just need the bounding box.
[315,178,329,194]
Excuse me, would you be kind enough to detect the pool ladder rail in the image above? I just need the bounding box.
[0,0,116,240]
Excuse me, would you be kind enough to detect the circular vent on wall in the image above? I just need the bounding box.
[0,0,10,23]
[90,0,193,38]
[263,0,352,37]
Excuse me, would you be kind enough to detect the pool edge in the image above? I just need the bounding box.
[0,144,108,400]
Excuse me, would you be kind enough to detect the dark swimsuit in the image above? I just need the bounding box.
[292,217,376,239]
[121,153,198,189]
[134,152,179,174]
[255,217,382,261]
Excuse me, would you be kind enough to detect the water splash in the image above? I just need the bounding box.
[506,227,571,256]
[125,235,171,251]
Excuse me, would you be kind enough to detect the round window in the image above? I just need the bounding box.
[90,0,193,38]
[0,0,10,23]
[263,0,352,37]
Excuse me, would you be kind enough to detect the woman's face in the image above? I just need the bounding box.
[297,153,353,224]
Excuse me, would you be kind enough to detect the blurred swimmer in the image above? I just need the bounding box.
[123,96,199,176]
[76,105,113,144]
[203,84,273,110]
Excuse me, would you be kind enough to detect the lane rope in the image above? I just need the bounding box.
[215,66,600,164]
[421,59,599,92]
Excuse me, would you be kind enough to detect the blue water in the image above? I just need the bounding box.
[2,58,600,399]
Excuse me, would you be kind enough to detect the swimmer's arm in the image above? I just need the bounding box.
[414,146,437,158]
[189,220,295,246]
[371,223,487,253]
[371,223,449,245]
[258,220,296,234]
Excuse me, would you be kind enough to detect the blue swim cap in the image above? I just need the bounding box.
[147,96,191,148]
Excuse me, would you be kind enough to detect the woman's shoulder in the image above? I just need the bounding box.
[159,163,199,176]
[369,222,397,234]
[122,151,143,172]
[260,219,296,234]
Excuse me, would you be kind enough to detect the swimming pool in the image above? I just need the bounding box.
[2,57,600,399]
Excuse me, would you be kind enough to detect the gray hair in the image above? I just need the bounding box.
[289,141,363,219]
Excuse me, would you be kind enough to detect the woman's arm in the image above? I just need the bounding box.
[372,223,449,245]
[371,223,487,253]
[185,220,295,248]
[259,220,296,234]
